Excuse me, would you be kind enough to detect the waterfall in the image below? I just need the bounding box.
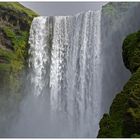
[10,10,102,138]
[28,17,52,96]
[29,10,102,137]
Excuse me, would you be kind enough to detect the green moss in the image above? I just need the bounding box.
[98,67,140,138]
[98,92,128,138]
[0,2,37,18]
[3,26,15,38]
[0,48,14,61]
[98,114,116,138]
[0,2,38,134]
[0,28,28,73]
[123,31,140,73]
[0,2,38,74]
[98,29,140,138]
[0,2,37,94]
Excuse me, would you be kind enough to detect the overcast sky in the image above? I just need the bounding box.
[20,2,107,16]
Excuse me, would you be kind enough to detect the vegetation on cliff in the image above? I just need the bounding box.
[0,2,37,69]
[0,2,37,91]
[0,2,37,135]
[98,30,140,138]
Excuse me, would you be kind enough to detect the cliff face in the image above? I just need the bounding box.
[0,2,37,136]
[98,4,140,138]
[101,2,140,114]
[0,2,37,93]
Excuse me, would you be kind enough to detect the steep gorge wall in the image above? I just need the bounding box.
[101,2,140,114]
[0,2,37,136]
[98,27,140,138]
[98,3,140,138]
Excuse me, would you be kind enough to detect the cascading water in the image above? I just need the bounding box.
[10,10,102,138]
[49,11,102,137]
[28,17,49,96]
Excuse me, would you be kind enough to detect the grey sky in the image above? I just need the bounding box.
[20,2,107,16]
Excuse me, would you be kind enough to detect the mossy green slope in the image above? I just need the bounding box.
[98,30,140,138]
[0,2,37,70]
[0,2,37,91]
